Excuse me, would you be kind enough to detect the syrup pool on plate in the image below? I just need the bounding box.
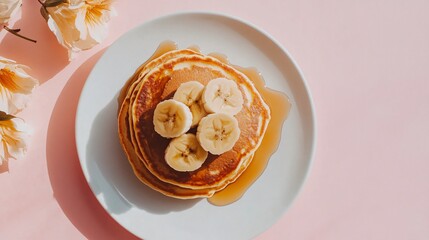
[207,53,291,206]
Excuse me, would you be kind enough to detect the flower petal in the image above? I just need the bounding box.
[45,0,115,60]
[74,7,88,40]
[0,56,38,114]
[0,0,22,25]
[0,116,28,164]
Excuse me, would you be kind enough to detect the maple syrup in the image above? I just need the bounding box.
[149,40,178,61]
[186,45,201,53]
[207,55,291,206]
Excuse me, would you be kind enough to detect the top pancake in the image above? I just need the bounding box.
[118,49,221,198]
[130,50,271,190]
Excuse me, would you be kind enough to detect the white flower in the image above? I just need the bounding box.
[0,57,39,114]
[46,0,115,60]
[0,0,22,25]
[0,112,29,165]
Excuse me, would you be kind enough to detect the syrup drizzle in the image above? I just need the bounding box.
[142,42,291,206]
[207,53,291,206]
[149,40,178,61]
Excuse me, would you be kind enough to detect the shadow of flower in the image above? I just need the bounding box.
[0,161,8,173]
[0,0,68,83]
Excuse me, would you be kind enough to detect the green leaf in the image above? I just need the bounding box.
[0,111,15,121]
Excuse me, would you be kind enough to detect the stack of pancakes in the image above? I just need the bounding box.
[117,46,271,199]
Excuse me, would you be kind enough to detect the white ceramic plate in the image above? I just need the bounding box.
[76,12,315,240]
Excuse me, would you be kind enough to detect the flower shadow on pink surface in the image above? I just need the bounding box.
[0,0,68,82]
[0,162,9,173]
[45,51,139,240]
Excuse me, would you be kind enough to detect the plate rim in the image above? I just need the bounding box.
[75,10,317,239]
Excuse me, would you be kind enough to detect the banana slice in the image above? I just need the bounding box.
[202,78,244,115]
[153,99,192,138]
[173,81,207,127]
[165,133,208,172]
[197,113,241,155]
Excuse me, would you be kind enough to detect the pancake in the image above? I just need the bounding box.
[125,50,203,160]
[129,52,271,191]
[118,45,271,199]
[118,49,220,198]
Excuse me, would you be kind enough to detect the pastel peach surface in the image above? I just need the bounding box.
[1,1,429,240]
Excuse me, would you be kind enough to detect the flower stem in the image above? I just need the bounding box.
[3,26,37,43]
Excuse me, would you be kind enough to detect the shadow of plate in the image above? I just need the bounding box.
[85,92,200,215]
[46,50,139,240]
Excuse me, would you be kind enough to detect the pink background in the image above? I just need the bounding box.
[1,0,429,239]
